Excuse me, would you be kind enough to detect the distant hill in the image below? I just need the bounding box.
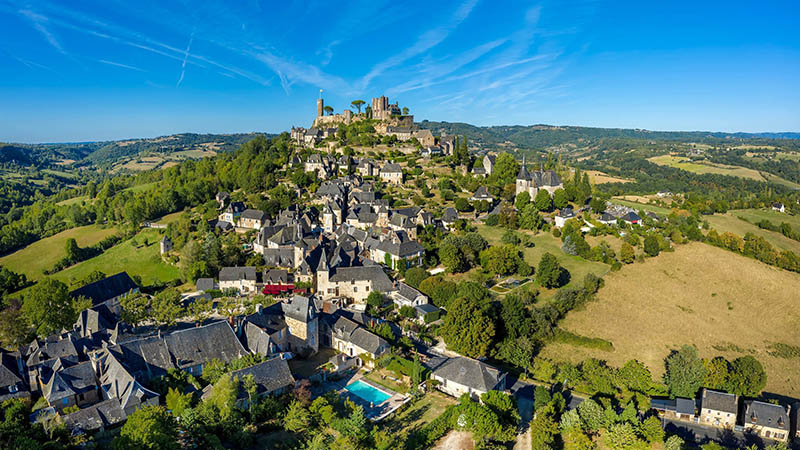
[417,121,800,152]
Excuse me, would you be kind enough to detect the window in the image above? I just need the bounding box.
[354,287,358,292]
[9,385,17,393]
[62,398,69,406]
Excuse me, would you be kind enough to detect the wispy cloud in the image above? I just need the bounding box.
[176,30,195,87]
[19,8,67,55]
[358,0,480,90]
[97,59,146,72]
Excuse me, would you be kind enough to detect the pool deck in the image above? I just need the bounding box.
[340,375,410,421]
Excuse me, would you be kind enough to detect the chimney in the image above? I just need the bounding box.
[157,329,162,339]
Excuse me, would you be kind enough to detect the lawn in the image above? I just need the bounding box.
[380,391,457,436]
[705,211,800,254]
[48,229,181,288]
[731,208,800,230]
[610,198,672,215]
[154,210,186,225]
[56,195,90,206]
[0,224,118,282]
[124,181,158,193]
[539,242,800,397]
[476,224,610,299]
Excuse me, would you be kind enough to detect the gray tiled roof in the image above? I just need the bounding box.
[433,357,504,392]
[281,295,316,323]
[241,209,267,221]
[381,163,403,173]
[69,272,138,307]
[442,207,458,222]
[701,389,738,413]
[396,282,426,303]
[0,351,23,388]
[329,266,396,292]
[377,239,425,258]
[229,358,295,398]
[196,278,216,291]
[744,400,789,429]
[61,398,126,432]
[262,248,295,268]
[219,266,257,282]
[44,361,96,402]
[263,269,288,284]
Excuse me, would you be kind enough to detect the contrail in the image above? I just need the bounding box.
[176,30,195,87]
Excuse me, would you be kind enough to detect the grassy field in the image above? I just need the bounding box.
[124,181,158,193]
[477,225,610,299]
[705,211,800,254]
[56,195,90,206]
[539,242,800,397]
[0,224,118,281]
[46,229,181,288]
[381,392,457,437]
[649,155,800,189]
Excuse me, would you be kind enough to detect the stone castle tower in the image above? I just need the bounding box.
[372,95,389,120]
[317,98,324,117]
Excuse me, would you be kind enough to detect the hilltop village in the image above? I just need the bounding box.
[1,96,799,450]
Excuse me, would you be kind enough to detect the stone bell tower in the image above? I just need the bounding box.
[317,98,324,117]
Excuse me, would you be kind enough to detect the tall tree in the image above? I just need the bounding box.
[536,252,563,288]
[65,238,81,262]
[664,345,706,398]
[727,356,767,397]
[151,289,183,327]
[121,294,151,328]
[351,99,365,114]
[491,153,520,186]
[23,278,86,336]
[323,105,333,116]
[534,189,553,212]
[440,295,495,358]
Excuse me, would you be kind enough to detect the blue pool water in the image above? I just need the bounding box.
[344,380,392,405]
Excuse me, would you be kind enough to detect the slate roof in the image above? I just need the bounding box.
[432,357,504,392]
[70,272,138,307]
[243,309,287,334]
[73,308,115,338]
[472,186,493,199]
[381,163,403,174]
[377,239,425,258]
[324,314,388,355]
[651,397,696,415]
[415,304,439,315]
[219,266,257,282]
[215,220,233,231]
[262,248,295,268]
[701,389,738,414]
[94,348,159,411]
[241,209,267,221]
[0,351,23,390]
[599,212,616,222]
[27,336,79,367]
[395,282,426,303]
[196,278,217,291]
[622,212,641,222]
[224,201,246,214]
[263,269,288,284]
[330,266,396,292]
[61,398,126,432]
[442,207,459,222]
[281,295,316,323]
[558,207,575,218]
[229,358,294,398]
[744,400,789,429]
[241,322,272,355]
[44,361,96,403]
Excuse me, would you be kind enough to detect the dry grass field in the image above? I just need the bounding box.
[540,242,800,397]
[648,155,800,189]
[585,170,632,184]
[705,211,800,254]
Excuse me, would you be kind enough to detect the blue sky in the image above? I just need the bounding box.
[1,0,798,143]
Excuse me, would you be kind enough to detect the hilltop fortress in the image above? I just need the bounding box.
[292,95,438,149]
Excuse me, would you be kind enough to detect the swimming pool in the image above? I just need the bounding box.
[344,380,392,405]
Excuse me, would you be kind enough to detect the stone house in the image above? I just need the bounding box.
[651,397,697,421]
[431,357,506,400]
[483,154,496,175]
[316,258,396,305]
[441,207,459,230]
[743,400,790,442]
[390,282,428,308]
[202,358,295,407]
[373,238,425,270]
[69,272,139,316]
[357,158,377,177]
[413,129,435,147]
[320,314,389,368]
[0,350,28,402]
[43,361,99,411]
[279,295,319,355]
[555,207,576,228]
[515,163,563,198]
[239,209,269,230]
[219,201,246,225]
[380,163,404,185]
[159,235,172,254]
[60,398,126,433]
[219,266,258,294]
[699,389,738,428]
[470,186,494,203]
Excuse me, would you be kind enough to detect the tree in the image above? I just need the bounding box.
[402,106,409,115]
[351,99,365,114]
[480,245,521,276]
[65,238,81,262]
[121,294,150,328]
[454,197,472,212]
[644,235,660,257]
[530,404,558,450]
[439,241,467,273]
[399,305,416,318]
[518,204,542,230]
[639,415,665,443]
[366,291,384,309]
[418,276,457,308]
[114,405,179,450]
[536,252,563,288]
[323,105,333,116]
[284,399,311,432]
[165,387,192,417]
[577,399,607,432]
[515,191,531,210]
[440,295,495,358]
[727,355,767,397]
[492,153,519,186]
[204,374,239,421]
[534,189,553,212]
[604,422,642,449]
[23,278,85,336]
[404,267,428,288]
[620,242,635,263]
[0,299,29,348]
[702,357,730,390]
[151,288,183,327]
[553,188,569,209]
[664,345,706,398]
[664,435,685,450]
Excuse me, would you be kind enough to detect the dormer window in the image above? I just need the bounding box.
[751,415,757,423]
